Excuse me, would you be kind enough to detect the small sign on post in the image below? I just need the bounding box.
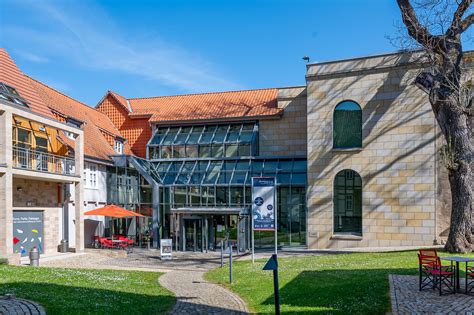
[263,254,280,315]
[228,244,233,284]
[160,239,173,260]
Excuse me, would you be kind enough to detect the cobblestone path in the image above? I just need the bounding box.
[0,295,45,315]
[159,269,249,314]
[390,275,474,314]
[42,250,250,314]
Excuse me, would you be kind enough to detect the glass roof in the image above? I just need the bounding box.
[148,123,257,147]
[131,157,306,186]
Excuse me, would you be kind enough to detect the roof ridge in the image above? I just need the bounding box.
[26,75,105,113]
[127,87,278,101]
[27,75,126,137]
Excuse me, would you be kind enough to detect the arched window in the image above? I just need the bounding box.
[333,101,362,149]
[334,169,362,235]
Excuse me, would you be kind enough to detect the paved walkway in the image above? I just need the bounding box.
[160,270,248,314]
[0,295,45,315]
[389,275,474,314]
[41,250,249,314]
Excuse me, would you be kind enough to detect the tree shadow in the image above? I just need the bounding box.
[261,267,416,314]
[0,281,175,314]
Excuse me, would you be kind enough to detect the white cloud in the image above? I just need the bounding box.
[4,0,243,93]
[15,51,49,63]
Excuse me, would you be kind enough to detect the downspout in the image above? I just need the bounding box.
[62,183,71,243]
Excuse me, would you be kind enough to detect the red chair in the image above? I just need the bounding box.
[418,250,455,295]
[99,237,115,249]
[118,236,134,246]
[466,264,474,295]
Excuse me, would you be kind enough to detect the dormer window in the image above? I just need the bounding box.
[0,82,29,108]
[114,139,124,154]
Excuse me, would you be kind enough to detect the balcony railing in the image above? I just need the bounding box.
[12,146,75,176]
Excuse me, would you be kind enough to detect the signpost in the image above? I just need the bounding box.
[263,254,280,315]
[251,177,277,263]
[160,239,173,260]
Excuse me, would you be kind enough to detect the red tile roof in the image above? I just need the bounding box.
[0,48,54,118]
[122,88,281,123]
[27,77,132,161]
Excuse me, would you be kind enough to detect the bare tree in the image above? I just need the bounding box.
[396,0,473,252]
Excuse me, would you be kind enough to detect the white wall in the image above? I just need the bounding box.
[67,161,108,248]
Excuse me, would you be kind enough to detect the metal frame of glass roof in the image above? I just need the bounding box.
[130,156,306,187]
[147,122,259,159]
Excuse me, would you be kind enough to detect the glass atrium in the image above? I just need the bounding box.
[111,121,307,251]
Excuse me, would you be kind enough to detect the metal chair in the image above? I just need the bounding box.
[466,264,474,295]
[418,250,455,296]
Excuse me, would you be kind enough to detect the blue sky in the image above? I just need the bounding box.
[1,0,473,105]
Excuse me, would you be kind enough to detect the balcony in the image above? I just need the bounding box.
[12,146,75,176]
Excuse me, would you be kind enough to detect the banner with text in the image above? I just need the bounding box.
[252,177,276,231]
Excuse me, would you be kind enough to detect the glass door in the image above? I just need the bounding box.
[184,219,202,251]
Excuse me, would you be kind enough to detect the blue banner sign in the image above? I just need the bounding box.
[252,177,276,231]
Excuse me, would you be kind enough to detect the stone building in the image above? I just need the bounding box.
[0,49,84,259]
[306,51,472,249]
[1,47,471,256]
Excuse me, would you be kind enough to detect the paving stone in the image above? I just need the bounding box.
[390,275,474,314]
[0,297,45,315]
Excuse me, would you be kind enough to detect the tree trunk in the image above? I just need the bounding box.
[435,101,473,253]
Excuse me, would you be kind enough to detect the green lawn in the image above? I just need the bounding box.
[205,251,474,314]
[0,265,175,314]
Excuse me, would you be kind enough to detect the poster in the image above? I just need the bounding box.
[160,239,172,260]
[252,177,276,231]
[13,211,44,256]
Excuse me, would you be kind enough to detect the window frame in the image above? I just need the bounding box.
[333,169,363,236]
[114,139,124,154]
[332,100,363,150]
[84,163,98,189]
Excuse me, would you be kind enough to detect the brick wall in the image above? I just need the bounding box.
[259,87,307,157]
[12,178,62,254]
[97,95,151,158]
[306,52,440,249]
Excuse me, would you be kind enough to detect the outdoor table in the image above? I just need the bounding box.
[440,256,474,293]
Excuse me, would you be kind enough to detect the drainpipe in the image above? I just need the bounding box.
[62,183,71,244]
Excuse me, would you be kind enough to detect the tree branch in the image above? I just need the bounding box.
[448,0,473,35]
[396,0,443,50]
[460,13,474,32]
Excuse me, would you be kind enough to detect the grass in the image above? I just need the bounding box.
[0,265,175,314]
[205,250,474,314]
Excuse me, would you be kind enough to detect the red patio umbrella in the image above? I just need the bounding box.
[84,204,144,218]
[85,205,144,241]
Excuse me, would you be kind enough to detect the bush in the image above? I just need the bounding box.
[0,258,7,265]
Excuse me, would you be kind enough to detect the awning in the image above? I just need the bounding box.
[171,207,249,215]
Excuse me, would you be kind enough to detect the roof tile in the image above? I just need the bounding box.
[0,49,54,118]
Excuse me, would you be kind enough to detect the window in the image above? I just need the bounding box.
[13,127,31,149]
[333,169,362,235]
[333,100,362,149]
[84,163,98,188]
[0,82,29,108]
[114,139,124,154]
[147,122,258,159]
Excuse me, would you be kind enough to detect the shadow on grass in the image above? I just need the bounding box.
[0,282,175,314]
[262,267,416,314]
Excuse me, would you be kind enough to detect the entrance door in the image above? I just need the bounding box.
[184,219,202,251]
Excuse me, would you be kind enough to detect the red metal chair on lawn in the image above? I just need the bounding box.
[466,264,474,295]
[418,250,455,295]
